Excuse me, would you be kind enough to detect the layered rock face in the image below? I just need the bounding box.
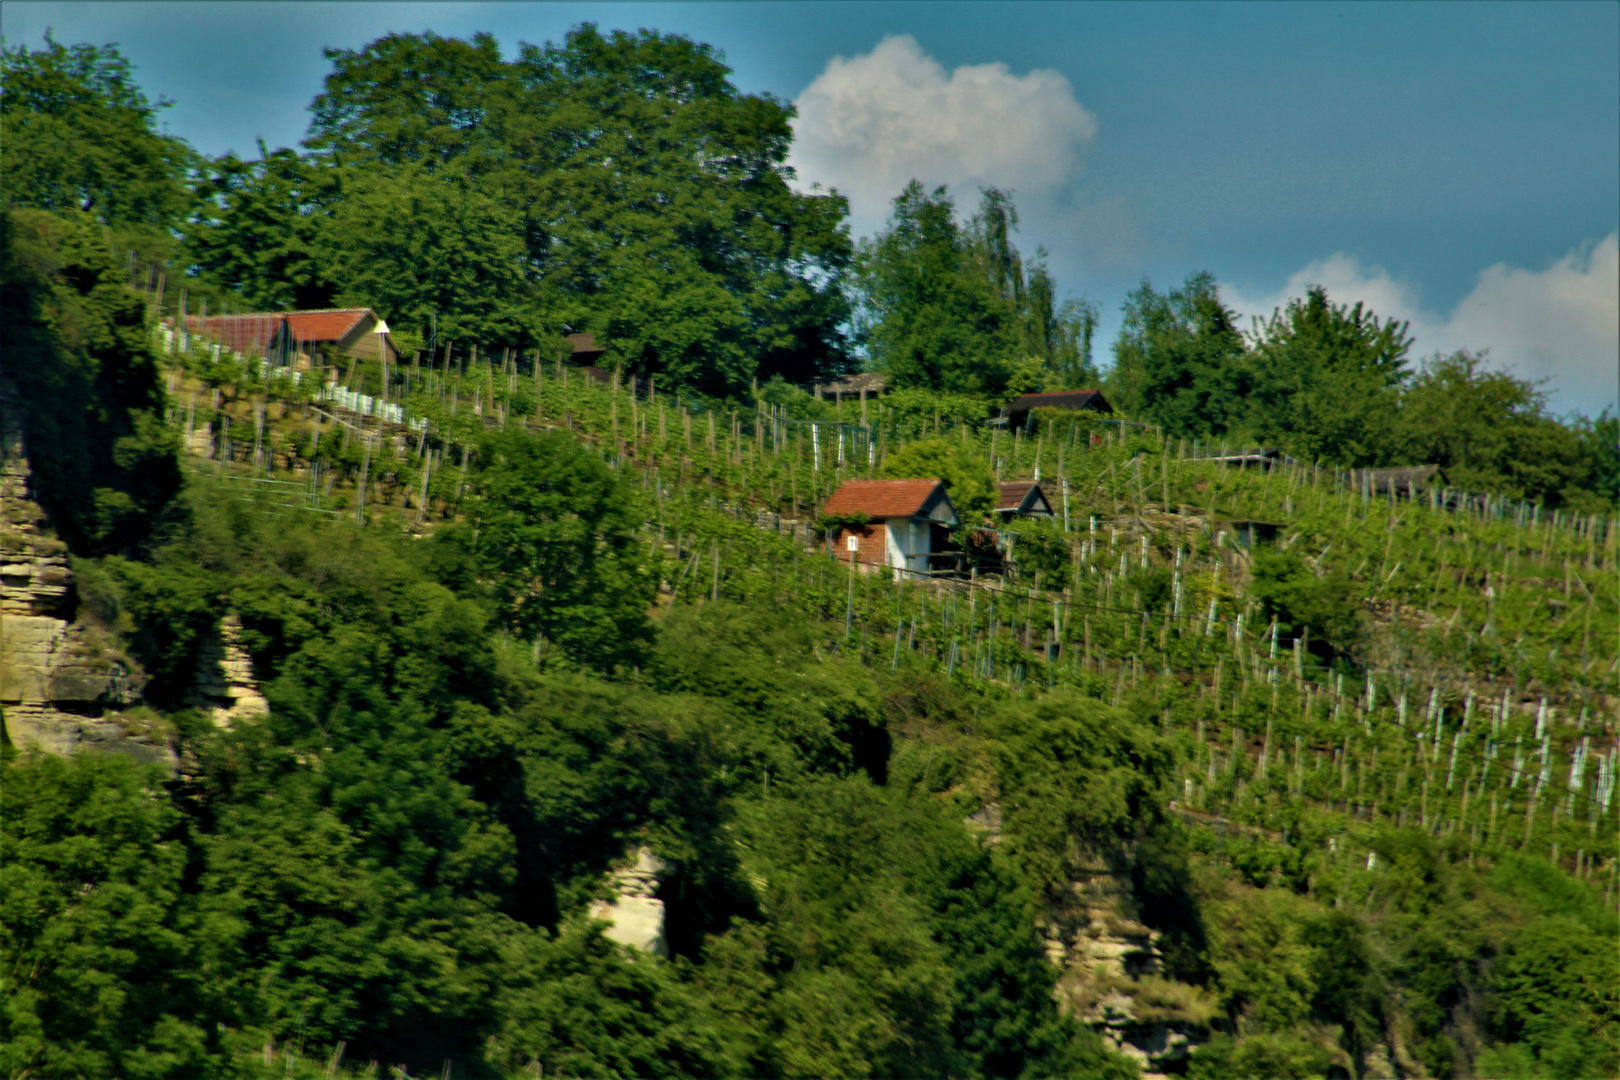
[588,847,669,957]
[962,798,1211,1076]
[1042,854,1212,1078]
[0,424,177,766]
[183,614,270,727]
[1,378,274,765]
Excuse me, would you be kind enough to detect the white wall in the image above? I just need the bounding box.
[884,519,931,575]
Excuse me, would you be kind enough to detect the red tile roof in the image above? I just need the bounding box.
[187,308,378,352]
[188,314,284,354]
[283,309,372,342]
[822,479,944,519]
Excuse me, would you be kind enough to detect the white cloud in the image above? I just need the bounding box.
[788,35,1097,236]
[1223,234,1619,417]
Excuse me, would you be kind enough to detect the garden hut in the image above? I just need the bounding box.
[996,481,1055,520]
[821,479,959,575]
[997,389,1112,430]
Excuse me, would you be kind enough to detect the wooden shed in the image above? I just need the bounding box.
[998,389,1112,430]
[996,481,1055,520]
[821,479,959,575]
[814,372,890,401]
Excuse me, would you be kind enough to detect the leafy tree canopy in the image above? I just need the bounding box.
[1246,285,1413,467]
[0,208,183,554]
[1109,271,1250,439]
[189,25,853,392]
[852,183,1098,398]
[1399,350,1617,510]
[0,38,194,237]
[459,429,655,672]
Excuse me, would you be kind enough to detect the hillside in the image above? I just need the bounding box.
[3,28,1617,1080]
[3,270,1615,1078]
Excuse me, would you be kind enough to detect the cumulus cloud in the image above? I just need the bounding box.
[787,35,1098,235]
[1223,234,1619,417]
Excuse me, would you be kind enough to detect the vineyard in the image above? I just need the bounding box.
[8,23,1618,1076]
[159,312,1620,904]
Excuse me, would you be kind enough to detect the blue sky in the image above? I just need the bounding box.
[6,1,1616,415]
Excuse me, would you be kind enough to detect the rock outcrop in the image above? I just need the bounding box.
[1,416,175,767]
[588,847,669,957]
[183,614,269,727]
[1042,854,1214,1077]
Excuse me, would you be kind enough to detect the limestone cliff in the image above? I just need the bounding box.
[1,401,264,765]
[1039,848,1216,1077]
[0,415,178,765]
[183,613,269,727]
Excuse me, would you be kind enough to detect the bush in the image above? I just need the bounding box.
[1246,548,1360,659]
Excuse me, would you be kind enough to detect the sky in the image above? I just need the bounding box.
[6,1,1617,416]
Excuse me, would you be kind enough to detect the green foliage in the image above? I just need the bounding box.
[1,208,184,555]
[1000,517,1071,582]
[852,185,1097,397]
[321,165,539,345]
[853,182,1017,394]
[0,38,194,234]
[1489,916,1615,1076]
[461,430,655,672]
[485,925,736,1078]
[986,690,1171,891]
[1206,887,1321,1032]
[1186,1031,1338,1080]
[876,387,997,439]
[879,435,996,522]
[1109,271,1249,438]
[1246,285,1412,467]
[290,25,853,392]
[1126,565,1174,614]
[755,375,837,421]
[89,555,219,709]
[1245,548,1361,658]
[652,603,887,781]
[1401,350,1617,509]
[1,752,220,1079]
[185,149,333,310]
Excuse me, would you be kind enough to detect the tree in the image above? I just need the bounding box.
[322,164,539,344]
[1109,271,1250,437]
[1245,285,1412,466]
[305,32,511,171]
[0,38,194,236]
[461,430,654,671]
[965,191,1099,392]
[0,752,222,1078]
[1399,351,1609,508]
[292,26,852,390]
[185,148,334,311]
[1,208,184,555]
[853,183,1020,395]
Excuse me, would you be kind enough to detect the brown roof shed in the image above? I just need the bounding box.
[1000,390,1113,429]
[996,481,1055,518]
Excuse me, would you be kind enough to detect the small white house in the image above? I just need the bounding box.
[821,479,960,575]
